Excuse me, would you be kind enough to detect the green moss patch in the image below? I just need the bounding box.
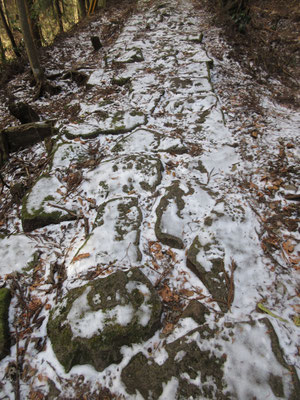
[122,324,227,399]
[22,175,76,232]
[111,128,187,155]
[114,48,144,63]
[73,197,142,267]
[155,182,189,249]
[187,236,229,313]
[0,288,11,360]
[48,269,162,372]
[63,110,147,138]
[88,154,163,200]
[122,318,300,399]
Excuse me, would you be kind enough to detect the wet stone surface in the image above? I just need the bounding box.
[122,318,300,400]
[71,197,143,271]
[47,269,162,372]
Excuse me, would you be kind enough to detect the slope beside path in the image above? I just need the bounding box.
[0,0,299,398]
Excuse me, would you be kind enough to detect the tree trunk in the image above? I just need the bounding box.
[0,36,6,61]
[78,0,86,18]
[54,0,64,33]
[16,0,43,85]
[0,2,21,57]
[27,0,42,47]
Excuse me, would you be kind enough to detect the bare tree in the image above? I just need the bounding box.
[54,0,64,33]
[78,0,86,18]
[27,0,43,47]
[16,0,43,86]
[0,35,6,61]
[0,1,21,57]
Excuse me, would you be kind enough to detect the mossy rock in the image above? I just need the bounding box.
[181,299,210,325]
[73,197,142,268]
[155,182,190,249]
[187,236,229,313]
[111,128,187,155]
[22,175,76,232]
[111,76,131,86]
[48,269,162,372]
[122,318,300,399]
[0,132,9,167]
[114,47,144,63]
[122,324,228,399]
[0,288,11,360]
[85,154,163,200]
[63,110,147,138]
[50,142,89,170]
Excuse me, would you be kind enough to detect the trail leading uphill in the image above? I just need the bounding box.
[0,0,299,398]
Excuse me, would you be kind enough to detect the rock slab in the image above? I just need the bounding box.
[48,269,162,372]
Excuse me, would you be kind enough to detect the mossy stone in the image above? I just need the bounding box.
[0,288,11,360]
[21,175,76,232]
[187,236,229,313]
[155,181,190,249]
[95,154,163,199]
[122,324,228,399]
[115,47,144,63]
[48,269,162,372]
[181,299,210,324]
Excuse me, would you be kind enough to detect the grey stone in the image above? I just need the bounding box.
[48,269,162,372]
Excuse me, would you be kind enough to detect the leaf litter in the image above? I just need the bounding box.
[0,0,299,398]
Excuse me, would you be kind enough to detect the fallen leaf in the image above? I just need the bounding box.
[289,257,300,265]
[180,289,194,297]
[72,253,90,262]
[159,285,179,303]
[56,188,65,196]
[283,240,294,253]
[86,198,96,205]
[166,248,177,262]
[162,322,174,335]
[37,373,48,382]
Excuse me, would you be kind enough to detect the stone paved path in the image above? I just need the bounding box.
[0,1,299,398]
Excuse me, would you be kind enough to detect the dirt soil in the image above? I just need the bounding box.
[200,0,300,108]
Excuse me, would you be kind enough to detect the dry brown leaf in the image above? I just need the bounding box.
[37,373,48,382]
[28,298,42,312]
[283,240,294,253]
[56,188,65,196]
[166,248,176,262]
[159,285,173,302]
[72,253,90,262]
[151,260,160,270]
[29,390,44,400]
[162,322,175,335]
[289,257,300,265]
[45,303,51,310]
[86,197,96,204]
[291,304,300,313]
[250,182,258,190]
[159,285,179,303]
[180,289,194,297]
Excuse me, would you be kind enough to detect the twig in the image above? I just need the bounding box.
[47,202,78,217]
[226,259,236,310]
[14,319,21,400]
